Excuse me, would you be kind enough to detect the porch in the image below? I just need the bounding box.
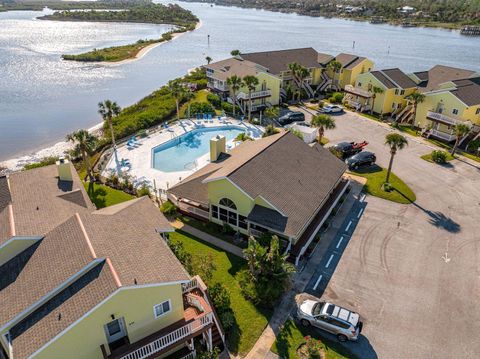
[343,85,372,112]
[103,277,224,359]
[425,111,462,142]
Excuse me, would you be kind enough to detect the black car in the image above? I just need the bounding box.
[346,151,376,170]
[332,142,364,159]
[278,111,305,126]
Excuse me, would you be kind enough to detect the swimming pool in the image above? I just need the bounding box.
[152,126,245,172]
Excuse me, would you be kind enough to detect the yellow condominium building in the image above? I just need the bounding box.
[0,161,224,359]
[329,53,374,90]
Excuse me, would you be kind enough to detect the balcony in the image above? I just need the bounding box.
[105,277,224,359]
[207,81,227,92]
[236,90,272,100]
[426,111,460,126]
[429,129,456,142]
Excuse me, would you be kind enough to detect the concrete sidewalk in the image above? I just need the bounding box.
[171,220,245,258]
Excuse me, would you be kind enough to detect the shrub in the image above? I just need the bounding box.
[190,102,215,115]
[329,92,344,104]
[222,223,235,235]
[207,93,222,108]
[221,101,237,114]
[136,184,151,198]
[197,347,220,359]
[219,311,235,332]
[23,156,59,170]
[431,150,448,164]
[209,283,231,313]
[192,254,216,283]
[160,200,177,215]
[382,182,393,192]
[167,239,193,274]
[467,139,480,153]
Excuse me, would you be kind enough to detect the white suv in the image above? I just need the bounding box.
[297,299,362,342]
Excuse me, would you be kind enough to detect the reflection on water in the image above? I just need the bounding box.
[1,1,480,160]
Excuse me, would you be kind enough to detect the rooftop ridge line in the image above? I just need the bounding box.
[106,258,122,287]
[8,203,15,238]
[75,213,97,259]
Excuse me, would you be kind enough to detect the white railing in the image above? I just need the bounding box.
[119,314,213,359]
[182,278,199,294]
[178,202,209,219]
[179,350,197,359]
[237,90,272,100]
[430,129,456,142]
[427,111,460,126]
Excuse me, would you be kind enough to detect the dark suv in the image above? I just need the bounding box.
[278,111,305,126]
[332,142,364,159]
[346,151,376,170]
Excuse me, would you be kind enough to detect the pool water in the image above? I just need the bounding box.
[152,126,245,172]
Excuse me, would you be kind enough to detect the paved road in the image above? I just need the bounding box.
[301,110,480,358]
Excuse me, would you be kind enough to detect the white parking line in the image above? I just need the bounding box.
[336,236,344,249]
[325,254,334,268]
[313,274,323,290]
[345,220,352,232]
[357,208,364,218]
[360,194,366,202]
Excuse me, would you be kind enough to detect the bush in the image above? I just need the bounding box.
[207,93,222,108]
[190,102,215,115]
[23,156,59,170]
[467,139,480,153]
[136,184,151,198]
[431,150,448,164]
[167,239,193,274]
[209,282,231,313]
[382,182,393,192]
[238,269,286,307]
[221,101,237,114]
[329,92,344,104]
[160,200,177,215]
[222,223,235,235]
[219,311,236,332]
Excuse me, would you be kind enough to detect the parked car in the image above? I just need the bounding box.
[291,121,310,127]
[345,151,376,170]
[297,299,363,342]
[319,105,344,114]
[278,111,305,126]
[331,141,368,160]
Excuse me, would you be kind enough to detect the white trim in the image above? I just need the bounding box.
[0,236,42,251]
[153,299,172,319]
[0,258,104,333]
[28,281,189,358]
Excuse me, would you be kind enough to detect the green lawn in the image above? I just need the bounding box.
[425,138,480,163]
[271,320,353,359]
[169,230,271,356]
[395,124,419,137]
[83,182,134,208]
[179,89,209,117]
[420,151,456,164]
[351,167,416,204]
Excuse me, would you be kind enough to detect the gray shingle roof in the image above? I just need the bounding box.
[170,132,346,238]
[451,77,480,106]
[241,48,332,74]
[335,53,367,70]
[414,65,476,92]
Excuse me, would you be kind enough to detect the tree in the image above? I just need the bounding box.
[296,66,310,101]
[243,75,259,122]
[405,90,426,123]
[384,133,408,183]
[98,100,121,150]
[327,60,342,90]
[369,86,384,115]
[288,62,308,101]
[240,236,295,306]
[264,106,279,124]
[168,79,185,121]
[192,253,216,284]
[262,124,280,138]
[230,49,240,56]
[205,56,212,64]
[226,75,243,117]
[451,123,471,155]
[311,114,336,144]
[66,130,97,182]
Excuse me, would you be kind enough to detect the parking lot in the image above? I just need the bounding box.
[297,109,480,358]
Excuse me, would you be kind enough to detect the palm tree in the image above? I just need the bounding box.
[296,66,310,101]
[451,123,471,155]
[168,80,185,121]
[369,86,384,115]
[98,100,121,150]
[205,56,212,64]
[287,62,304,101]
[227,75,243,117]
[405,90,426,124]
[311,114,336,144]
[384,133,408,183]
[230,49,240,56]
[264,106,279,125]
[243,75,259,122]
[328,60,342,90]
[66,130,97,182]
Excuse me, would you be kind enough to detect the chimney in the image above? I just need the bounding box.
[56,157,73,182]
[210,135,226,162]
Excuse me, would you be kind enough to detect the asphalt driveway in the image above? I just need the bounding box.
[301,110,480,358]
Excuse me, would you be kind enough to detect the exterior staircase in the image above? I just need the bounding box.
[317,71,332,93]
[459,124,480,150]
[396,105,414,123]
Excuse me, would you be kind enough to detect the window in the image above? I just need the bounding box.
[238,215,248,229]
[219,198,236,209]
[219,208,228,222]
[330,318,350,329]
[106,320,122,336]
[392,102,396,109]
[211,205,218,219]
[395,89,399,95]
[452,109,459,115]
[357,82,362,87]
[400,90,405,95]
[154,300,171,318]
[476,108,480,115]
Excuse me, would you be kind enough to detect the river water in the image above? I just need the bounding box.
[1,0,479,161]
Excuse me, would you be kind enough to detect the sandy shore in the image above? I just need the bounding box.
[98,20,203,66]
[0,122,104,172]
[0,20,202,173]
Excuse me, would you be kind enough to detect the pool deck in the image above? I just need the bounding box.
[102,117,263,193]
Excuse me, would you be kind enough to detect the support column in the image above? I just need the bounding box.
[207,327,212,351]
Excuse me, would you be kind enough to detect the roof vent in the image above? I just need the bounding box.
[56,157,73,182]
